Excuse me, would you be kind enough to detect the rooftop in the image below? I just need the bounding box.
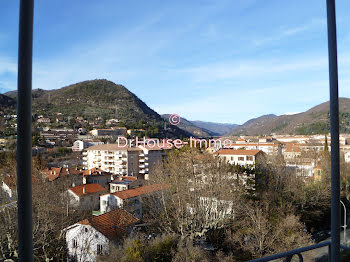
[109,184,167,200]
[77,209,139,240]
[215,149,261,156]
[69,183,107,197]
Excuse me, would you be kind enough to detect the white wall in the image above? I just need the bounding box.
[66,224,109,262]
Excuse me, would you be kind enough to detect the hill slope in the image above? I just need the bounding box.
[4,79,190,138]
[191,121,238,136]
[0,94,16,113]
[162,114,214,137]
[229,98,350,135]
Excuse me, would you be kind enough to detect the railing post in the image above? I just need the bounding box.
[16,0,34,261]
[326,0,340,261]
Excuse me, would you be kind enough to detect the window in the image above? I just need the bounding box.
[246,156,253,161]
[238,157,244,161]
[97,244,103,255]
[72,239,77,248]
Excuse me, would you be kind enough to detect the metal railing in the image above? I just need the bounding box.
[249,242,350,262]
[249,241,331,262]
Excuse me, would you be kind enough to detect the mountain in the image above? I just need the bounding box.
[190,121,238,136]
[4,79,190,138]
[162,114,214,137]
[0,94,16,113]
[229,98,350,135]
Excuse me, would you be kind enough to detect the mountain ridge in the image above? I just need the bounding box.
[229,98,350,135]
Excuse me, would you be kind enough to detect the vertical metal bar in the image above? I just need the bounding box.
[16,0,34,261]
[326,0,340,261]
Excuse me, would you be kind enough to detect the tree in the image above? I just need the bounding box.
[142,148,241,239]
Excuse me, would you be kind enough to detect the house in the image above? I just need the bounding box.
[65,209,138,262]
[67,184,107,211]
[258,137,274,143]
[100,184,166,218]
[215,149,264,167]
[82,168,115,187]
[109,176,143,193]
[37,117,51,123]
[1,174,37,201]
[286,162,315,178]
[283,143,302,160]
[235,138,247,144]
[45,167,83,187]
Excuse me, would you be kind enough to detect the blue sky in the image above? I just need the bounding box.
[1,0,350,124]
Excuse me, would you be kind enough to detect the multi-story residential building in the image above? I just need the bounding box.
[227,143,282,155]
[40,129,79,146]
[83,144,168,179]
[215,149,264,167]
[90,128,127,137]
[65,209,138,262]
[273,135,310,144]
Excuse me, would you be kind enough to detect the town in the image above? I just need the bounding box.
[2,110,350,261]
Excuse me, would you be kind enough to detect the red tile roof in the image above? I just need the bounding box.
[229,143,279,147]
[113,176,137,182]
[215,149,261,156]
[77,209,138,240]
[284,143,301,153]
[110,184,166,200]
[82,167,110,176]
[69,183,107,197]
[47,167,82,181]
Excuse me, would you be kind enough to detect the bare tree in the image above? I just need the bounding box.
[142,148,244,239]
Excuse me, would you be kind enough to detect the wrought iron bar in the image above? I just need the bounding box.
[16,0,34,261]
[248,241,331,262]
[326,0,340,261]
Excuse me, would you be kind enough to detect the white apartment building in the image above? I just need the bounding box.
[83,144,168,179]
[228,143,282,155]
[72,140,104,151]
[215,149,264,167]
